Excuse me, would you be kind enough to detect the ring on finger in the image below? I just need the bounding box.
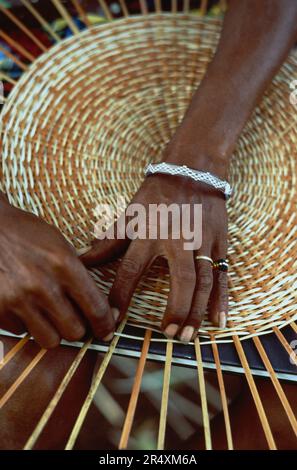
[194,255,213,265]
[213,258,229,272]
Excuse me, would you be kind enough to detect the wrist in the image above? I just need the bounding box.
[162,138,231,180]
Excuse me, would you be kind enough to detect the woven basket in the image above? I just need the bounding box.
[1,12,297,343]
[0,2,297,452]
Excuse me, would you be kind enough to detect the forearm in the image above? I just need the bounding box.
[164,0,297,178]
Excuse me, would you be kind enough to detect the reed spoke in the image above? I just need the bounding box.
[65,320,126,450]
[0,44,27,71]
[232,332,276,449]
[119,0,129,17]
[51,0,80,34]
[19,0,61,42]
[251,332,297,438]
[119,328,152,449]
[0,335,30,371]
[210,335,233,449]
[96,0,113,21]
[194,337,212,450]
[70,0,91,27]
[24,338,93,450]
[157,340,172,450]
[0,349,47,410]
[0,4,47,51]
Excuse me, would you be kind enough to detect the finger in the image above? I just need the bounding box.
[161,249,196,338]
[208,241,229,328]
[62,259,117,340]
[79,237,129,267]
[79,215,130,267]
[0,311,26,336]
[208,269,229,329]
[0,288,26,335]
[15,306,60,349]
[37,288,87,342]
[109,240,152,319]
[180,258,213,342]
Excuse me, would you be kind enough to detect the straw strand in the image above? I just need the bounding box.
[210,336,233,449]
[157,340,173,450]
[232,332,276,450]
[194,338,212,450]
[0,349,47,410]
[65,320,126,450]
[0,335,30,371]
[24,338,93,449]
[119,328,152,449]
[251,333,297,438]
[19,0,61,43]
[0,4,48,51]
[50,0,81,35]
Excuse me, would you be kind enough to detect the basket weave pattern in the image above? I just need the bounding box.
[1,14,297,342]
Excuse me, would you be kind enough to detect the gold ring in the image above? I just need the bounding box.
[195,255,213,265]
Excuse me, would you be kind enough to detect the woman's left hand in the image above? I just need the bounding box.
[80,172,229,343]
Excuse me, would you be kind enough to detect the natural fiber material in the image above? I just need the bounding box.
[1,14,297,342]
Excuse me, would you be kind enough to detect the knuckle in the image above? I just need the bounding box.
[47,251,65,270]
[45,281,62,298]
[88,293,110,318]
[48,251,74,273]
[87,300,114,327]
[62,253,77,271]
[2,291,22,310]
[21,280,41,297]
[119,258,142,279]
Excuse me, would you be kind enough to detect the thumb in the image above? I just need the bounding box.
[78,237,130,267]
[78,214,130,267]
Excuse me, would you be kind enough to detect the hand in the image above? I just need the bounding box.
[80,173,229,343]
[0,199,118,348]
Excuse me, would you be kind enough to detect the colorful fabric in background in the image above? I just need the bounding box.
[0,1,109,84]
[0,0,224,97]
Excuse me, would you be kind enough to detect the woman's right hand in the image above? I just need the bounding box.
[0,197,118,349]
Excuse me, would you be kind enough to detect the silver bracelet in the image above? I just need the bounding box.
[145,162,232,199]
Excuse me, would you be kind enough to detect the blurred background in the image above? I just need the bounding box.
[0,0,225,96]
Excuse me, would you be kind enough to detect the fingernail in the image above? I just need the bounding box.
[164,324,179,339]
[76,245,92,256]
[112,308,120,322]
[102,332,114,342]
[179,326,194,343]
[219,311,226,329]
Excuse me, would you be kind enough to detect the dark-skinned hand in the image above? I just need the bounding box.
[0,197,118,348]
[80,173,228,343]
